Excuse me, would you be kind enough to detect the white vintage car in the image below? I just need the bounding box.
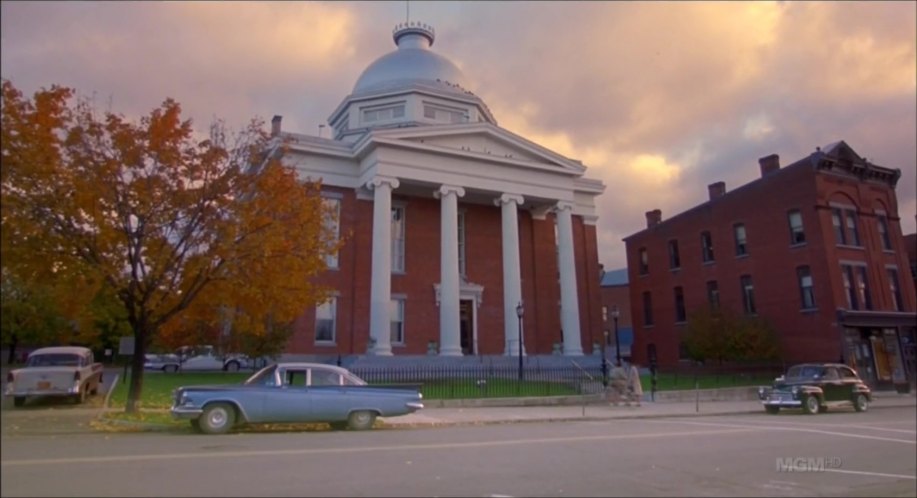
[5,346,104,407]
[145,345,249,372]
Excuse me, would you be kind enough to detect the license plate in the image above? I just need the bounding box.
[37,381,51,390]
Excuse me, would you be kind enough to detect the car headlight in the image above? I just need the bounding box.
[791,386,801,398]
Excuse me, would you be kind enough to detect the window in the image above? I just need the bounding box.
[706,281,720,309]
[601,306,608,322]
[458,211,466,276]
[797,266,816,309]
[734,224,747,256]
[315,298,336,343]
[888,268,902,311]
[642,291,654,326]
[877,215,892,250]
[856,266,872,310]
[833,207,861,246]
[390,299,405,344]
[674,287,686,322]
[668,240,681,269]
[841,264,858,309]
[391,206,405,272]
[323,197,341,268]
[788,210,805,245]
[740,275,756,314]
[423,104,466,124]
[363,104,405,123]
[639,248,649,275]
[701,231,715,263]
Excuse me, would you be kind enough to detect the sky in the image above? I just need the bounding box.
[2,1,915,270]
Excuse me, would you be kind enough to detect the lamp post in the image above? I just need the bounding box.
[516,302,524,381]
[612,305,621,365]
[601,330,609,387]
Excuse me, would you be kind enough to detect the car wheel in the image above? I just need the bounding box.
[13,396,26,407]
[765,406,779,415]
[803,394,820,415]
[163,364,178,373]
[224,361,240,372]
[347,410,377,431]
[853,393,868,412]
[199,403,236,435]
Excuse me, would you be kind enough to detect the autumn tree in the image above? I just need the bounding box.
[682,306,780,364]
[1,80,340,412]
[0,272,68,363]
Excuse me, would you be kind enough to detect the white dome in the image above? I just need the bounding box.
[352,23,471,96]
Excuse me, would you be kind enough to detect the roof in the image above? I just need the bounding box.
[29,346,91,356]
[600,268,629,287]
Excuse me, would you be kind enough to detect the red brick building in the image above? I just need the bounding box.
[624,141,916,389]
[272,23,606,360]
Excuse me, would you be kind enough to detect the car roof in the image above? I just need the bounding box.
[791,363,850,369]
[273,362,351,374]
[30,346,91,356]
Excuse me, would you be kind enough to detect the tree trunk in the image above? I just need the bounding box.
[125,329,148,414]
[6,333,18,364]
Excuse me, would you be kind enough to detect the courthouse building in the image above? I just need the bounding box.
[272,23,606,358]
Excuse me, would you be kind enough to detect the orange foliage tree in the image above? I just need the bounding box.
[1,81,340,412]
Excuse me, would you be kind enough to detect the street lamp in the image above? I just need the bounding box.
[516,301,524,381]
[601,330,609,387]
[612,305,621,365]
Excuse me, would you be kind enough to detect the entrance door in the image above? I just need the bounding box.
[459,300,474,355]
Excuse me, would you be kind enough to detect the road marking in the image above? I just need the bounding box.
[0,427,755,467]
[822,468,916,480]
[707,417,917,435]
[647,419,916,445]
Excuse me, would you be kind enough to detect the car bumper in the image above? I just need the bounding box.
[171,406,204,419]
[761,398,802,407]
[5,386,81,397]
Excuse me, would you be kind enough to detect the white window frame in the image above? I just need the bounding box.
[315,297,337,344]
[390,298,405,345]
[788,210,805,245]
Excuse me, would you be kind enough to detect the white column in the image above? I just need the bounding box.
[496,193,525,356]
[367,176,399,356]
[436,185,465,356]
[556,201,583,356]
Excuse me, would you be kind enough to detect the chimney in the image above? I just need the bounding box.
[645,209,662,228]
[707,181,726,200]
[758,154,780,177]
[271,115,282,137]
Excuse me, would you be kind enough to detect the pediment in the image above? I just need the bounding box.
[366,123,586,173]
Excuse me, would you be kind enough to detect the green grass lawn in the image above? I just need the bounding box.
[645,371,777,391]
[108,372,249,409]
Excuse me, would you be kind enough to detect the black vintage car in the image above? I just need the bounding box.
[757,363,872,415]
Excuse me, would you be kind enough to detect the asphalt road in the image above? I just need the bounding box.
[1,405,914,497]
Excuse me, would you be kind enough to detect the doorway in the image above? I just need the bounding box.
[460,299,475,355]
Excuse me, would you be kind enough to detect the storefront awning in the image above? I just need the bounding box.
[836,309,917,328]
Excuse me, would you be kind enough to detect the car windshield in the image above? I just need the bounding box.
[27,354,81,367]
[244,365,278,386]
[786,365,826,380]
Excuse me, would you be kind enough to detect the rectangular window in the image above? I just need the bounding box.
[315,298,336,343]
[788,210,805,245]
[639,248,649,275]
[642,291,654,326]
[740,275,756,314]
[323,197,341,269]
[390,299,405,344]
[877,215,892,250]
[668,240,681,269]
[845,210,860,246]
[701,231,714,263]
[832,208,846,244]
[842,264,858,309]
[391,206,405,273]
[363,104,405,123]
[734,223,747,256]
[706,280,719,309]
[674,286,686,322]
[601,305,608,323]
[797,266,816,309]
[423,104,466,124]
[888,268,902,311]
[458,211,466,276]
[856,266,872,310]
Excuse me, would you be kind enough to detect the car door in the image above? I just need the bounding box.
[308,368,351,421]
[260,367,313,423]
[838,366,861,401]
[821,367,844,402]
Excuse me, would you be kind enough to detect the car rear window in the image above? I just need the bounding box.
[27,354,81,367]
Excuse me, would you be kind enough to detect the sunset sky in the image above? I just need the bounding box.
[2,1,914,270]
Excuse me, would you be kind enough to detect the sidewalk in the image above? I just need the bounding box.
[380,391,917,428]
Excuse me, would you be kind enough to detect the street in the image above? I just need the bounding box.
[1,404,914,497]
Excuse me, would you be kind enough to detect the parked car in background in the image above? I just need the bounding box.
[145,345,249,372]
[4,346,104,407]
[171,362,424,434]
[757,363,872,415]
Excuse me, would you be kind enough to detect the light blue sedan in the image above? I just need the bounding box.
[171,363,424,434]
